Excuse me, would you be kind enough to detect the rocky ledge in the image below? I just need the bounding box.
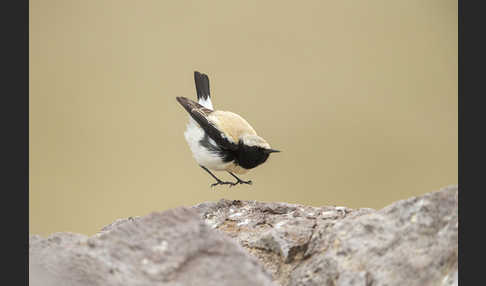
[30,185,458,286]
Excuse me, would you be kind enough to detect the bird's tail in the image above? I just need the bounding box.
[194,71,213,110]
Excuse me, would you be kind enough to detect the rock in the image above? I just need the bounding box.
[194,185,458,286]
[193,200,375,286]
[30,185,458,286]
[29,207,277,286]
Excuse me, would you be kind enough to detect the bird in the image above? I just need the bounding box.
[176,71,280,187]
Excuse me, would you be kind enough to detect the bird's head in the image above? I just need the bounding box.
[236,134,280,169]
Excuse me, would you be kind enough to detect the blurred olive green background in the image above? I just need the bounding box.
[30,0,457,236]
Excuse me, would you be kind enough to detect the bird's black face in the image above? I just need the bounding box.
[235,142,279,170]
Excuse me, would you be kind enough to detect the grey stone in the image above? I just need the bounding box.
[193,199,375,286]
[30,207,276,286]
[195,185,458,286]
[30,185,458,286]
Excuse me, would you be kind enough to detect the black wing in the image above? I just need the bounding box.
[176,97,238,151]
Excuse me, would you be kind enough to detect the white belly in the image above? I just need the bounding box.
[183,118,231,171]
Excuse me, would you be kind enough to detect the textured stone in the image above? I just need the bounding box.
[194,185,458,286]
[29,207,276,286]
[193,199,375,286]
[290,185,458,286]
[30,185,458,286]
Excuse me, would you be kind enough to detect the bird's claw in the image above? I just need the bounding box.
[235,179,252,185]
[209,178,252,188]
[211,180,236,188]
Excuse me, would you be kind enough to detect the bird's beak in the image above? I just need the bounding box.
[265,148,281,154]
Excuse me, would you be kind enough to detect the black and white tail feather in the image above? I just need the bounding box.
[194,71,213,110]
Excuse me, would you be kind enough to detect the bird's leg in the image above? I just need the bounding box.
[200,166,236,187]
[228,172,253,185]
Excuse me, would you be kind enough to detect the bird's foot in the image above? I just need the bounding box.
[227,172,253,186]
[211,180,236,188]
[233,178,253,186]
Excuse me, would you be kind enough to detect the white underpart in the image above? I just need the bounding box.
[183,117,230,171]
[198,97,213,109]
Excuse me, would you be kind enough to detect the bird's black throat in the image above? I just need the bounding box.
[199,135,270,170]
[234,142,270,170]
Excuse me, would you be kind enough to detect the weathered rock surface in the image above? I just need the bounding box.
[29,208,276,286]
[194,185,458,286]
[30,185,458,286]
